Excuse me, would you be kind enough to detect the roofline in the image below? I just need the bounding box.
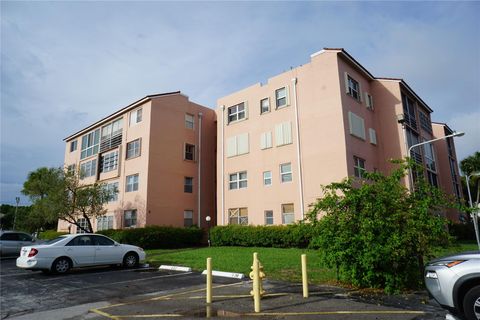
[64,91,182,141]
[432,121,455,134]
[323,47,375,80]
[375,78,433,113]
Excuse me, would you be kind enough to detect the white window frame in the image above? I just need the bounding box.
[275,87,288,109]
[353,156,366,178]
[264,210,274,225]
[126,174,139,192]
[185,113,195,129]
[365,92,374,110]
[184,210,193,227]
[124,210,137,228]
[97,215,113,231]
[229,171,248,190]
[80,159,97,179]
[345,73,361,102]
[228,208,248,225]
[70,140,77,152]
[80,129,100,159]
[184,143,196,161]
[227,102,246,124]
[129,108,142,126]
[263,171,272,186]
[105,181,119,202]
[280,163,292,183]
[281,204,295,225]
[369,128,377,145]
[76,218,88,234]
[126,139,141,159]
[101,150,119,173]
[184,177,193,193]
[260,98,270,114]
[348,111,366,140]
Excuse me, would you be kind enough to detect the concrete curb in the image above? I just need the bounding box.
[159,265,192,272]
[201,269,245,279]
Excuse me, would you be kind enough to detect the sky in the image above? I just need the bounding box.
[1,1,479,205]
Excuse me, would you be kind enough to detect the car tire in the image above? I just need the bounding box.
[123,252,139,268]
[463,285,480,320]
[51,257,71,274]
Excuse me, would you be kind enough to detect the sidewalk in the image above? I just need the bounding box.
[89,277,447,319]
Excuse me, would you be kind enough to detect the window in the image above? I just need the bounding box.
[70,140,77,152]
[345,74,361,101]
[227,102,246,123]
[260,132,273,150]
[185,113,195,129]
[401,93,417,130]
[260,98,270,114]
[281,204,295,225]
[76,218,88,234]
[80,159,97,179]
[353,156,366,178]
[67,235,93,246]
[124,210,137,228]
[184,144,195,161]
[101,118,123,152]
[126,174,139,192]
[130,108,142,125]
[275,122,293,146]
[419,111,432,133]
[228,208,248,225]
[365,93,374,110]
[226,133,249,157]
[275,87,288,108]
[105,182,119,202]
[100,150,119,173]
[229,171,247,190]
[184,210,193,227]
[406,128,422,163]
[427,171,438,188]
[423,143,436,172]
[97,216,113,231]
[93,235,114,246]
[369,128,377,145]
[264,210,274,225]
[184,177,193,193]
[348,112,366,140]
[280,163,292,183]
[80,129,100,159]
[67,164,76,174]
[263,171,272,186]
[126,139,141,159]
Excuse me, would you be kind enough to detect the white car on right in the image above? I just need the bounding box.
[16,233,146,274]
[425,251,480,320]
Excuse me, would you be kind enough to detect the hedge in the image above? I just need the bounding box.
[209,224,320,248]
[97,226,204,249]
[38,230,69,240]
[448,221,477,241]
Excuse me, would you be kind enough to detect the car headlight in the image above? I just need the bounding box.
[429,260,466,268]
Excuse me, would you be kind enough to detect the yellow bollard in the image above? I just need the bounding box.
[252,253,261,312]
[206,257,212,304]
[301,254,309,298]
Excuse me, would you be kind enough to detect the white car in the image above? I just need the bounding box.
[16,233,146,274]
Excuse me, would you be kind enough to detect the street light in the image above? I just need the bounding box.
[205,216,211,247]
[13,197,20,230]
[465,172,480,250]
[407,131,465,191]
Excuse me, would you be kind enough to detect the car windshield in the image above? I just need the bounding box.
[44,236,68,245]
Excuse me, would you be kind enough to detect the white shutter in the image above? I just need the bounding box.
[285,85,290,106]
[237,133,249,155]
[369,128,377,145]
[244,101,249,120]
[365,92,370,108]
[358,82,363,102]
[344,72,349,93]
[226,136,237,157]
[283,122,292,145]
[275,123,284,146]
[348,112,366,140]
[265,131,272,148]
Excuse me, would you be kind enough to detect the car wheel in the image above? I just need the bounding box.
[123,252,139,268]
[52,257,71,274]
[463,285,480,320]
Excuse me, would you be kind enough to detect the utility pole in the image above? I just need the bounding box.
[13,197,20,230]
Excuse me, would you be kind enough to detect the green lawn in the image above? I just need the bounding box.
[145,241,477,285]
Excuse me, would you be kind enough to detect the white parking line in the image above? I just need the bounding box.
[0,267,153,279]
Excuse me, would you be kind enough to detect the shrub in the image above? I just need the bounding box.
[38,230,68,240]
[448,221,477,241]
[97,226,203,249]
[210,223,319,248]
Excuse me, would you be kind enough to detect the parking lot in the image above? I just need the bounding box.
[1,257,448,320]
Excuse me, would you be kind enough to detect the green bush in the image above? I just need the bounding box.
[210,223,319,248]
[448,221,477,241]
[38,230,68,240]
[97,226,203,249]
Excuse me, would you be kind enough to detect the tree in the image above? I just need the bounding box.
[22,167,114,233]
[460,151,480,206]
[306,160,453,293]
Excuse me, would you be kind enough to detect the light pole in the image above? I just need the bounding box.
[407,131,465,191]
[13,197,20,230]
[205,215,211,247]
[465,172,480,250]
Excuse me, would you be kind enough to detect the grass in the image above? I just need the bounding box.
[146,247,336,284]
[145,241,477,285]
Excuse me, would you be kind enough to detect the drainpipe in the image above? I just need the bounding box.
[221,106,225,225]
[197,112,203,228]
[292,77,305,220]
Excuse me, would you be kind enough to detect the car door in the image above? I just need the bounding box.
[0,233,20,256]
[92,235,124,265]
[64,235,96,266]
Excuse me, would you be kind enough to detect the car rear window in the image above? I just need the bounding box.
[44,236,68,245]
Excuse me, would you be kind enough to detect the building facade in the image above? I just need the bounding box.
[216,48,463,226]
[60,92,216,233]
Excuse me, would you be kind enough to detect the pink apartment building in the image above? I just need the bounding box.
[216,48,463,226]
[59,92,216,233]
